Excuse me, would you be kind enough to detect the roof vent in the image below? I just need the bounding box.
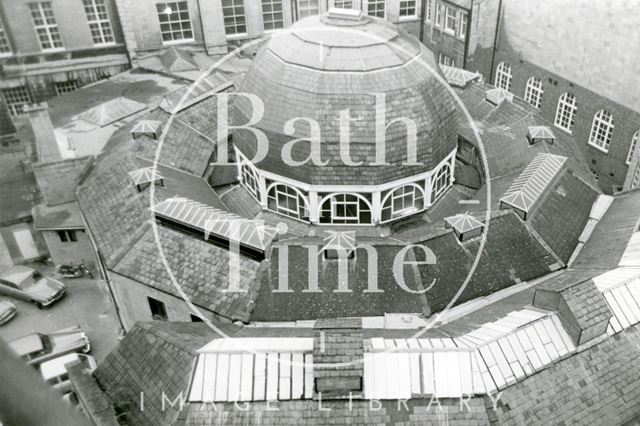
[444,213,484,241]
[500,153,567,219]
[321,231,356,259]
[485,88,513,106]
[131,120,162,140]
[527,126,555,145]
[441,65,481,88]
[327,7,364,21]
[129,167,164,191]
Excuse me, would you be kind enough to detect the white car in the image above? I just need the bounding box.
[39,353,97,395]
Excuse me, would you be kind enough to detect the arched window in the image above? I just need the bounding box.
[240,163,260,199]
[627,130,640,165]
[267,184,309,220]
[554,92,577,132]
[495,62,512,91]
[319,193,372,225]
[431,164,452,202]
[381,184,425,222]
[588,110,615,152]
[524,77,543,109]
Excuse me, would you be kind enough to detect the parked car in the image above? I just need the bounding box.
[0,299,17,325]
[9,325,91,367]
[39,353,97,395]
[0,266,66,308]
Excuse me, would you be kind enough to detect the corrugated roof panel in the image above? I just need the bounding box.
[500,154,568,215]
[154,196,276,252]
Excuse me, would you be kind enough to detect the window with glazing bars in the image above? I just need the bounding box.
[2,87,32,116]
[156,1,193,42]
[262,0,284,31]
[367,0,385,17]
[29,2,64,50]
[82,0,115,45]
[399,0,416,17]
[222,0,247,36]
[0,18,12,55]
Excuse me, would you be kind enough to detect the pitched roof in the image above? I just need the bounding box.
[457,83,598,189]
[128,167,164,186]
[527,169,599,262]
[153,196,276,252]
[572,189,640,270]
[79,97,147,127]
[495,324,640,424]
[93,322,223,426]
[485,87,513,105]
[32,156,93,206]
[527,125,555,141]
[499,153,567,215]
[131,120,162,139]
[440,64,481,88]
[444,212,484,234]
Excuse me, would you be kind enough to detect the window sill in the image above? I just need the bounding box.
[0,52,12,58]
[444,28,456,36]
[92,42,117,48]
[397,16,418,22]
[41,47,66,53]
[225,33,248,40]
[162,38,194,46]
[588,142,610,154]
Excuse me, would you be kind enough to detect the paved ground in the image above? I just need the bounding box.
[0,263,123,363]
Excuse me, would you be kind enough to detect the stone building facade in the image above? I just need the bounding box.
[0,0,129,115]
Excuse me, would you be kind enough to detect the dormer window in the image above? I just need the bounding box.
[129,167,165,192]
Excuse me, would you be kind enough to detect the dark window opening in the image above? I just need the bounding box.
[57,230,78,243]
[148,297,168,321]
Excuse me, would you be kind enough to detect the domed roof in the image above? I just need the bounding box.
[233,12,458,186]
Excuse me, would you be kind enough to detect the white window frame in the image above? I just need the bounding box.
[0,17,12,57]
[431,163,452,202]
[444,6,457,33]
[82,0,115,46]
[399,0,417,19]
[588,110,615,153]
[524,77,543,109]
[262,0,284,32]
[425,0,432,22]
[554,92,577,133]
[494,62,512,91]
[267,184,309,220]
[438,53,455,67]
[29,2,64,51]
[297,0,320,19]
[156,1,194,44]
[241,162,261,200]
[435,3,444,27]
[2,86,33,116]
[627,131,639,165]
[459,11,468,40]
[221,0,246,37]
[333,0,353,8]
[366,0,386,18]
[319,193,372,225]
[381,184,425,223]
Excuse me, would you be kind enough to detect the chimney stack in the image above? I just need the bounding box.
[24,102,61,164]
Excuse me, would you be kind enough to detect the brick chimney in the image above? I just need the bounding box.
[24,102,61,164]
[313,318,364,400]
